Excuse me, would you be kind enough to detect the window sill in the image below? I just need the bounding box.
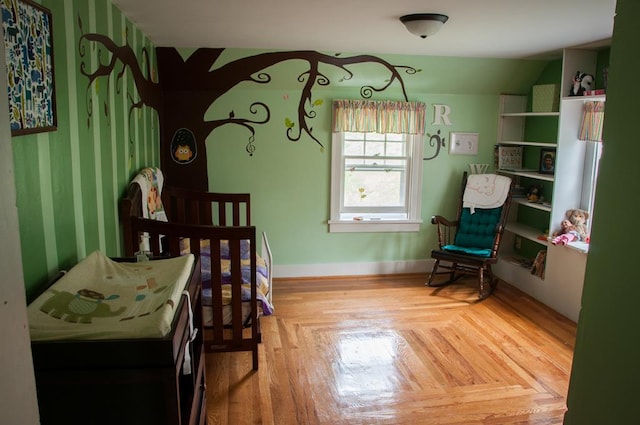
[548,239,590,254]
[328,219,422,233]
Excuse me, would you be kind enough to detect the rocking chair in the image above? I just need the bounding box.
[427,172,512,299]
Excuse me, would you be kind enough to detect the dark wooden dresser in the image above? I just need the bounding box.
[30,257,206,425]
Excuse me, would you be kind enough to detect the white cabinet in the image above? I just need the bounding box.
[494,47,606,322]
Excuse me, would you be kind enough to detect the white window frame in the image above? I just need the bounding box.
[328,131,424,233]
[581,140,603,229]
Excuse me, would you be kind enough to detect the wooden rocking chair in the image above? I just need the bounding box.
[427,172,513,299]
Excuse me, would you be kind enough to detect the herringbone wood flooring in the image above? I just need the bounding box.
[205,274,576,425]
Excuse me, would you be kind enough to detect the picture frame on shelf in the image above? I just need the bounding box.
[1,0,57,135]
[539,148,556,175]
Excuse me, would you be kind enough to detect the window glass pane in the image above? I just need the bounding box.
[343,170,404,207]
[386,141,406,156]
[344,132,364,140]
[366,132,385,141]
[344,140,364,155]
[386,133,404,141]
[365,141,385,157]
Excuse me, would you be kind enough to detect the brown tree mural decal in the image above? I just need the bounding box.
[78,19,421,190]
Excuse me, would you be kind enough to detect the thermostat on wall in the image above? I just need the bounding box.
[449,132,479,155]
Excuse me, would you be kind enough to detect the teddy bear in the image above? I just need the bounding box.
[552,209,589,244]
[527,185,542,202]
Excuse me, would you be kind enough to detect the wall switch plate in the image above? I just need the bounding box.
[449,132,479,155]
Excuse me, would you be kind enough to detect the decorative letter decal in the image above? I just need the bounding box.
[432,104,452,126]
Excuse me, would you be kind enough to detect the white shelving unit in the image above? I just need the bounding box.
[496,93,556,265]
[494,47,606,322]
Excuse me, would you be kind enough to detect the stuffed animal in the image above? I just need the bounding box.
[527,185,542,202]
[569,71,595,96]
[551,219,581,245]
[553,209,590,243]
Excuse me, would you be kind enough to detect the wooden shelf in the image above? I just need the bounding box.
[498,141,558,147]
[498,169,555,182]
[505,221,548,246]
[512,198,552,212]
[501,111,560,117]
[561,94,606,102]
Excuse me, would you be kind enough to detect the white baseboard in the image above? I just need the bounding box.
[273,259,435,279]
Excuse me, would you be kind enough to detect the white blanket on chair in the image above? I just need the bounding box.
[463,174,511,213]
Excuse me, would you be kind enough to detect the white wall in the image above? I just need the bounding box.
[0,34,40,425]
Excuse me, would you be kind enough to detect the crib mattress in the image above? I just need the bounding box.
[27,250,195,341]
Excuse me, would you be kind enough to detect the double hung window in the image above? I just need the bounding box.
[328,100,425,232]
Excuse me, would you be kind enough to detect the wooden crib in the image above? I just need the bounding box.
[120,178,272,370]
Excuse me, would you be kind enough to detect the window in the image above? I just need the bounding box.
[579,99,605,239]
[581,140,603,230]
[328,99,426,233]
[329,131,424,232]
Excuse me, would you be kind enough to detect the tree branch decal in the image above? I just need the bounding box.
[424,130,446,161]
[78,16,161,132]
[77,17,421,187]
[206,102,271,155]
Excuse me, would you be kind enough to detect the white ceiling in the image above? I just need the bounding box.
[112,0,617,59]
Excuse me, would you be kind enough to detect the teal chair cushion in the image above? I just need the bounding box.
[442,245,492,257]
[443,206,503,258]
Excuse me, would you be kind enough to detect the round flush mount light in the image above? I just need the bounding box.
[400,13,449,39]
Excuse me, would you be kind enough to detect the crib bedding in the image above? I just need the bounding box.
[27,251,195,341]
[187,239,273,322]
[202,245,273,327]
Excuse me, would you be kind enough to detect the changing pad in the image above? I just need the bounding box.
[28,251,194,341]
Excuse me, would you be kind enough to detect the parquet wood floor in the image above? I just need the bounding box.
[205,274,576,425]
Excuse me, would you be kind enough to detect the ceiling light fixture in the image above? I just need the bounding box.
[400,13,449,39]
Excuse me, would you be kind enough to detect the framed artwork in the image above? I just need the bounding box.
[1,0,56,135]
[539,148,556,175]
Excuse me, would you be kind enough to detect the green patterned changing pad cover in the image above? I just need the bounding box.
[28,251,194,341]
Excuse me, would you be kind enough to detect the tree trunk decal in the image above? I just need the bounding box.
[78,18,419,190]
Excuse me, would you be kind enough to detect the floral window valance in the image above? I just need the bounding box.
[579,101,605,142]
[332,100,426,135]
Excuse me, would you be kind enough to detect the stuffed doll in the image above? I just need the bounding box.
[551,219,581,245]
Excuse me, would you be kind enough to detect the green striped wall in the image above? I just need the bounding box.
[12,0,158,297]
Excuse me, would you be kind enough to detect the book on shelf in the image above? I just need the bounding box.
[530,250,546,279]
[583,89,605,96]
[503,256,533,269]
[510,185,527,198]
[495,145,523,170]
